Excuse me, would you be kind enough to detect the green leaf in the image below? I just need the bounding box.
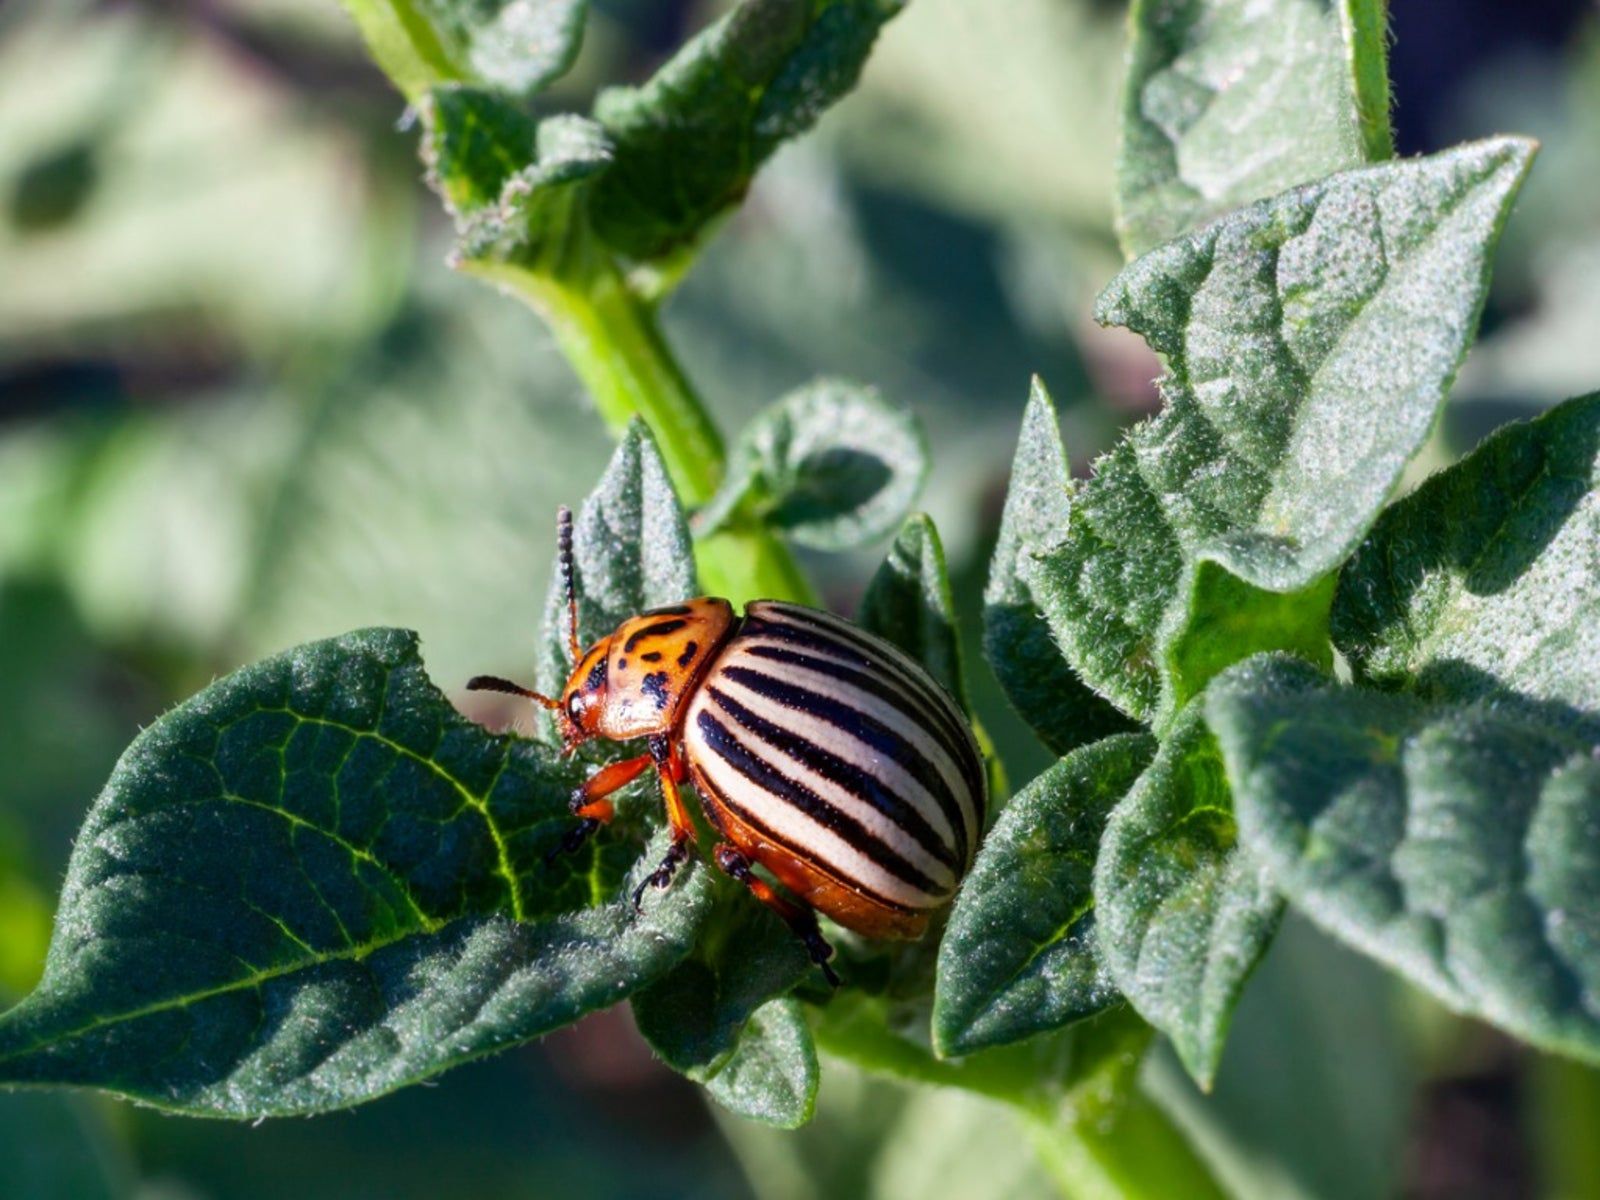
[421,92,611,270]
[1209,653,1600,1067]
[1333,391,1600,716]
[701,998,819,1129]
[701,379,928,553]
[934,733,1156,1057]
[985,380,1140,754]
[1117,0,1385,258]
[340,0,588,102]
[416,0,904,279]
[1031,138,1536,722]
[587,0,906,264]
[632,882,813,1127]
[1093,702,1282,1088]
[858,513,963,705]
[536,420,699,703]
[0,628,710,1115]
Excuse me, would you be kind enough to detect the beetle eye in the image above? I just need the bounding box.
[566,694,583,722]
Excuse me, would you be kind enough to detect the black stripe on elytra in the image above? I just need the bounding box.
[740,641,975,773]
[695,708,943,900]
[623,618,688,653]
[676,640,698,668]
[715,668,967,864]
[757,605,986,821]
[641,651,663,663]
[582,655,608,692]
[742,608,967,747]
[709,683,959,870]
[740,616,980,797]
[771,606,974,749]
[642,604,693,617]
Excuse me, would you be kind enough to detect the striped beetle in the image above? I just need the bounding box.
[469,507,986,981]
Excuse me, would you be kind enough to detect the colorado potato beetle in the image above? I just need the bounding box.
[468,507,986,981]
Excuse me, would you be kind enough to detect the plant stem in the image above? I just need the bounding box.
[1021,1084,1230,1200]
[461,257,816,606]
[810,996,1229,1200]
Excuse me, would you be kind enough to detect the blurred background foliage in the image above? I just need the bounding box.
[2,0,1599,1197]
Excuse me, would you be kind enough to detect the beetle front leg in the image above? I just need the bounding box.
[631,736,697,910]
[547,752,654,865]
[713,843,841,987]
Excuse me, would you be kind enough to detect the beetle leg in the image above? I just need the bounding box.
[713,843,841,987]
[631,736,697,910]
[547,752,653,865]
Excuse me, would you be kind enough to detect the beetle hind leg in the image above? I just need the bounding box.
[713,843,840,987]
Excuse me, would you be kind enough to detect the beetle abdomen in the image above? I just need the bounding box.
[683,600,985,918]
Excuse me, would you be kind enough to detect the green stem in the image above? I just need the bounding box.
[811,996,1228,1200]
[460,257,815,605]
[1020,1082,1229,1200]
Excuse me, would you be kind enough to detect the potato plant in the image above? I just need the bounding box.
[2,2,1596,1196]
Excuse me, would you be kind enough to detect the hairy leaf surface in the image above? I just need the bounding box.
[1334,392,1600,716]
[633,886,814,1128]
[0,629,708,1114]
[588,0,904,263]
[934,734,1155,1057]
[858,513,965,707]
[341,0,588,101]
[416,0,904,278]
[534,422,698,701]
[1094,704,1281,1088]
[1117,0,1388,257]
[1031,138,1535,721]
[1211,654,1600,1065]
[984,381,1137,754]
[701,380,927,553]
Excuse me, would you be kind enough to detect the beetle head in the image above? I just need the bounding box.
[556,637,613,750]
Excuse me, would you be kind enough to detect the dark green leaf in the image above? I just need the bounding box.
[588,0,905,264]
[1093,702,1282,1088]
[632,881,813,1127]
[984,379,1138,755]
[1334,391,1600,716]
[536,420,699,703]
[1031,138,1536,722]
[1117,0,1379,258]
[858,513,963,706]
[1209,653,1600,1066]
[701,379,927,553]
[421,93,611,270]
[934,733,1156,1057]
[413,0,904,280]
[701,998,819,1129]
[341,0,588,101]
[0,628,709,1115]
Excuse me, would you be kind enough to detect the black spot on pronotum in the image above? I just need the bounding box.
[624,618,688,652]
[642,671,671,710]
[617,658,628,671]
[677,640,698,667]
[641,651,663,663]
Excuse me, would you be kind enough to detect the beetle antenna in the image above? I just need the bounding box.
[466,675,561,712]
[558,504,580,666]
